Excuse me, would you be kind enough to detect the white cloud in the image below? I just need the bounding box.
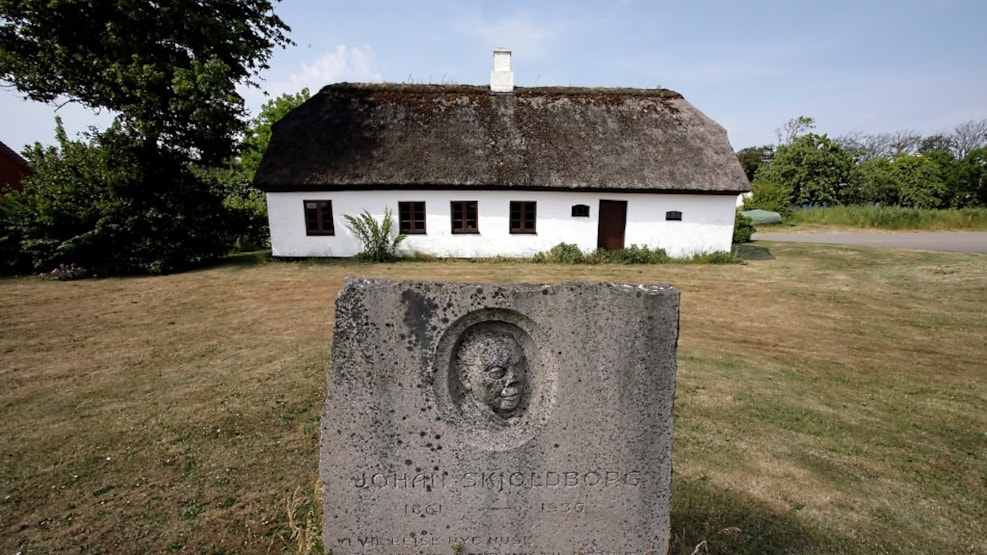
[288,45,383,91]
[244,45,382,114]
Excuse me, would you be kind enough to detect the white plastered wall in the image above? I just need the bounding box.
[265,190,737,258]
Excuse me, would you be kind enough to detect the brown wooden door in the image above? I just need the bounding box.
[597,200,627,250]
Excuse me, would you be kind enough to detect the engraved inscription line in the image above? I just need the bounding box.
[352,470,641,490]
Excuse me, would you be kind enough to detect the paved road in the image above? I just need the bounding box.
[752,231,987,254]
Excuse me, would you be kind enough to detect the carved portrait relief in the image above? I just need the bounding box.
[455,326,529,426]
[433,308,557,449]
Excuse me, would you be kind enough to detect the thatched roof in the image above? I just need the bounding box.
[254,83,749,194]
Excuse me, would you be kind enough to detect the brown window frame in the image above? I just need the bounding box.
[398,201,427,234]
[510,201,537,234]
[304,200,335,236]
[451,201,479,234]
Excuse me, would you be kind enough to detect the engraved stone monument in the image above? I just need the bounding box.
[321,279,680,555]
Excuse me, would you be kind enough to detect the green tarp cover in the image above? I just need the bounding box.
[741,209,782,225]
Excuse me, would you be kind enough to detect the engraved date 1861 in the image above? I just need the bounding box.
[404,503,442,516]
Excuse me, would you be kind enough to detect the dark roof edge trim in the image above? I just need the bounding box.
[0,141,33,171]
[257,184,748,195]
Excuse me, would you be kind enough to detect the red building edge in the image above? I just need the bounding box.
[0,140,34,192]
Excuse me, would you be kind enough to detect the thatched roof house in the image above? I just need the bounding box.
[256,49,747,259]
[255,83,747,194]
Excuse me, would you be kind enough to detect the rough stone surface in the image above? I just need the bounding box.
[321,278,680,555]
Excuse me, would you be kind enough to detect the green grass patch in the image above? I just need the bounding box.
[2,243,985,553]
[788,205,987,230]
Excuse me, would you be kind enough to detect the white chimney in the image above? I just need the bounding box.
[490,48,514,93]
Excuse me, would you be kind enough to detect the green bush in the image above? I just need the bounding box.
[733,210,755,243]
[583,248,608,265]
[343,208,406,262]
[602,244,669,264]
[531,242,586,264]
[532,243,669,264]
[0,190,32,273]
[7,123,237,276]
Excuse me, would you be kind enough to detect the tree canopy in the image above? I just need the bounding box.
[754,133,855,207]
[0,0,291,164]
[0,1,294,275]
[736,145,774,183]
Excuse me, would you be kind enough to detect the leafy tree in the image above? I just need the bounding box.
[952,147,987,207]
[0,0,291,164]
[0,1,292,274]
[890,155,946,209]
[14,121,236,275]
[853,157,898,206]
[736,145,774,183]
[753,133,855,207]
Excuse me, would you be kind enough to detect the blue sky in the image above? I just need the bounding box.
[3,0,986,153]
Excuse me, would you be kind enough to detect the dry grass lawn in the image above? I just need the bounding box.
[1,243,985,553]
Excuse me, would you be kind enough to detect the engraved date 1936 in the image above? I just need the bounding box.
[540,502,585,514]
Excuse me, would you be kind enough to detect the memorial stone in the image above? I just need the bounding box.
[321,278,680,555]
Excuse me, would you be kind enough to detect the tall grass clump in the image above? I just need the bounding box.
[280,481,324,554]
[789,206,987,230]
[343,208,406,262]
[680,251,743,264]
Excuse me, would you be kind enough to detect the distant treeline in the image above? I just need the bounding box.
[739,117,987,215]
